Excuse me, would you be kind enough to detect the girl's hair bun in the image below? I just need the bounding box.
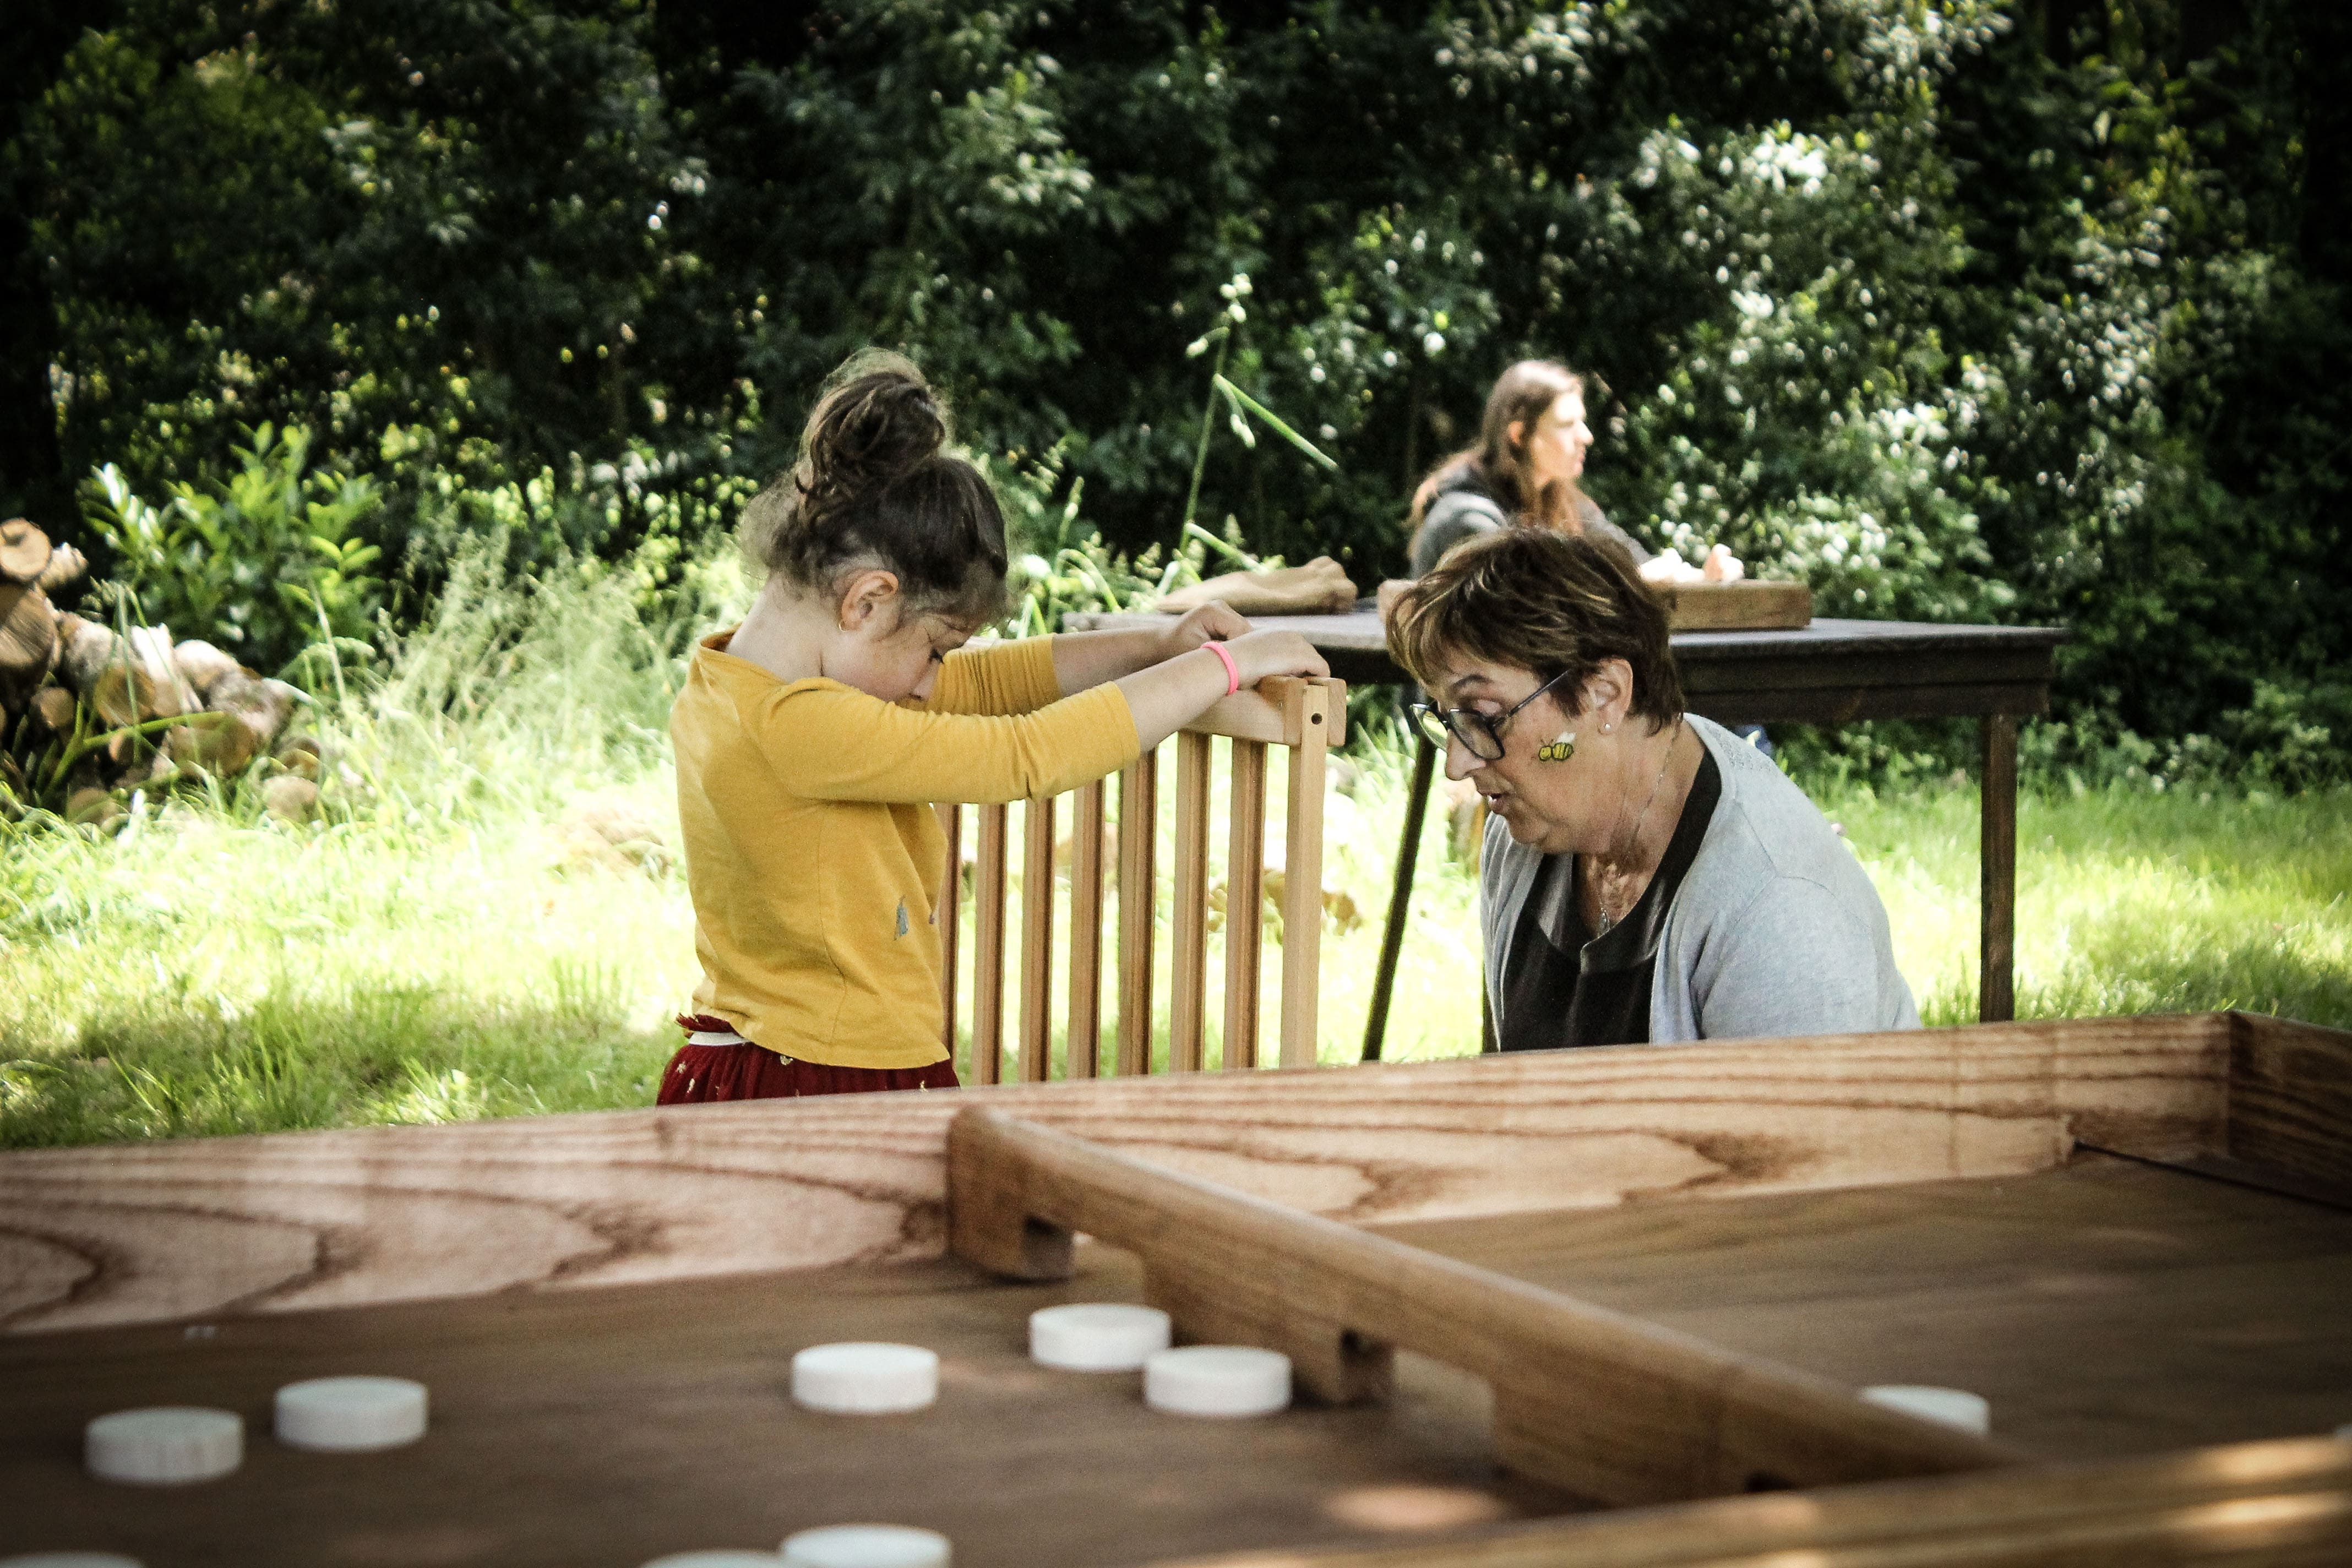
[741,351,1010,624]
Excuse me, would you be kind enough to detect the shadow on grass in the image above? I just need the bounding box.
[1,967,677,1150]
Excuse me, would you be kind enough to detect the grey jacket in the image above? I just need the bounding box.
[1480,715,1921,1044]
[1412,487,1650,577]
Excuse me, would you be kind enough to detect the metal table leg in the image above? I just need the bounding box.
[1361,731,1438,1062]
[1979,714,2018,1023]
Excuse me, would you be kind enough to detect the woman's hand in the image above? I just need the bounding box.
[1156,601,1252,660]
[1375,578,1414,630]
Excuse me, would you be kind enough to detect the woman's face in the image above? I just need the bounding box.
[1428,652,1630,857]
[1518,391,1593,489]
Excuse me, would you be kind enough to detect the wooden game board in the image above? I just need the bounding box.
[3,1011,2348,1566]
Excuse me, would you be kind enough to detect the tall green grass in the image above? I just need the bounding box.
[4,552,2345,1149]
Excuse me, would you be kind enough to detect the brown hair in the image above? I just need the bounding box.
[738,351,1009,625]
[1407,360,1589,558]
[1389,526,1684,726]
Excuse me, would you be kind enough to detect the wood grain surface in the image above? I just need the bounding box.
[1377,1155,2352,1462]
[0,1015,2255,1335]
[1153,1436,2352,1567]
[0,1244,1568,1568]
[948,1110,2014,1505]
[1653,581,1812,631]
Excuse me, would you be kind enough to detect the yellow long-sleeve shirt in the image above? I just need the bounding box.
[671,632,1140,1069]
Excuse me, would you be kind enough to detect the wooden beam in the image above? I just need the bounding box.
[1018,794,1056,1084]
[1185,676,1349,747]
[1146,1435,2352,1567]
[0,1016,2256,1335]
[1280,679,1333,1068]
[1066,780,1106,1079]
[1224,739,1267,1070]
[1169,731,1213,1072]
[1115,750,1158,1076]
[948,1109,2015,1504]
[972,804,1009,1086]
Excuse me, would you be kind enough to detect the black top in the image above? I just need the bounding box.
[1498,746,1723,1050]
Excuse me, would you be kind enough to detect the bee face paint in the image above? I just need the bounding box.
[1537,729,1577,764]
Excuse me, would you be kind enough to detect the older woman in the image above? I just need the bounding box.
[1388,527,1918,1047]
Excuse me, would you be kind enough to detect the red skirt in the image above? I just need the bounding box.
[656,1016,960,1104]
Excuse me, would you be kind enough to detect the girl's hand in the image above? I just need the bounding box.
[1157,601,1252,661]
[1225,629,1329,687]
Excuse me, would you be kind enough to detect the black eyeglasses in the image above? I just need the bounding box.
[1409,667,1578,762]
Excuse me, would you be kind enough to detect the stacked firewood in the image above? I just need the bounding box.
[1,517,320,821]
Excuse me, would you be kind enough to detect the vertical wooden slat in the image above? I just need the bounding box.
[1115,750,1159,1076]
[1222,739,1267,1070]
[1278,684,1331,1068]
[1067,780,1106,1079]
[934,803,963,1058]
[1169,730,1213,1073]
[1979,712,2019,1025]
[972,803,1009,1086]
[1019,794,1056,1083]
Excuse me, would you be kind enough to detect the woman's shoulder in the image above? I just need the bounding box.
[1413,480,1509,575]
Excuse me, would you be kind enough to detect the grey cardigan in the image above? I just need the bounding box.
[1480,715,1921,1044]
[1413,487,1650,577]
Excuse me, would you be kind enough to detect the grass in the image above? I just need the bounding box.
[4,554,2346,1149]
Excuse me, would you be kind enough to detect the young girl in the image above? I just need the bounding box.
[662,354,1327,1102]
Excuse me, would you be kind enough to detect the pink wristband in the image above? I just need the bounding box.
[1202,640,1240,696]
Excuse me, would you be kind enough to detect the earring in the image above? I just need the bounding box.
[1537,729,1576,763]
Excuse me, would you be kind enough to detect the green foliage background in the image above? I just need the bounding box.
[3,0,2346,777]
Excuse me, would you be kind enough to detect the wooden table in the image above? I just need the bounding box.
[5,1012,2347,1566]
[1069,609,2067,1055]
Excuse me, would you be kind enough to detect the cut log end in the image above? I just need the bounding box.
[0,518,51,585]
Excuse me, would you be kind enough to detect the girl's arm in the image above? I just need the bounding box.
[1113,629,1327,751]
[1050,602,1251,695]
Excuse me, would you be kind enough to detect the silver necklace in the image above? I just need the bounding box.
[1591,722,1683,936]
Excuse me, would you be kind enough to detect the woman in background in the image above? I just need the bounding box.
[1406,359,1649,577]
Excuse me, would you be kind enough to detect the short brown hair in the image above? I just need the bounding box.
[1389,527,1684,725]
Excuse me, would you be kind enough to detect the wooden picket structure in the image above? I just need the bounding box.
[936,676,1344,1085]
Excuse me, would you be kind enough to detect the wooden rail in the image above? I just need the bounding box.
[943,676,1343,1083]
[1148,1436,2352,1567]
[948,1107,2016,1506]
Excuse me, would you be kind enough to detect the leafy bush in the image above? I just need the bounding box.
[6,0,2347,780]
[83,423,384,677]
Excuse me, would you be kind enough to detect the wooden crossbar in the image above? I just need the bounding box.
[948,1107,2017,1506]
[941,676,1345,1082]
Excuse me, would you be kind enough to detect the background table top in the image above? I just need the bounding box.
[1066,608,2067,719]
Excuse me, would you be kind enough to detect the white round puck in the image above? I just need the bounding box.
[1028,1304,1171,1371]
[275,1376,428,1451]
[1861,1385,1991,1435]
[0,1556,146,1567]
[1144,1345,1292,1418]
[638,1554,785,1567]
[780,1525,951,1567]
[84,1407,242,1485]
[791,1343,939,1415]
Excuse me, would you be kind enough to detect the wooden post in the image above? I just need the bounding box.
[1278,682,1331,1069]
[1223,739,1267,1070]
[1115,750,1158,1076]
[972,804,1009,1086]
[1362,729,1437,1063]
[1169,731,1213,1072]
[1066,780,1106,1079]
[934,803,962,1058]
[948,1108,2016,1505]
[1980,714,2018,1025]
[1019,794,1056,1083]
